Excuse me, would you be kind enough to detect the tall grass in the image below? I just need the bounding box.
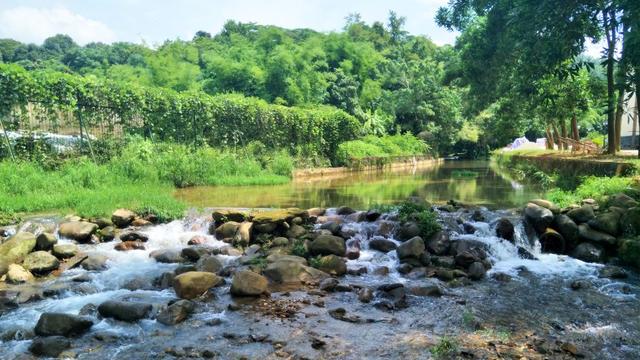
[335,133,430,166]
[0,138,296,219]
[547,176,634,207]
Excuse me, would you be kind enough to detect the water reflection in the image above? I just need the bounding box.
[174,160,544,209]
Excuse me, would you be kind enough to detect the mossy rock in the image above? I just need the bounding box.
[212,210,248,224]
[251,208,308,225]
[0,212,20,226]
[621,207,640,237]
[618,238,640,269]
[0,232,36,264]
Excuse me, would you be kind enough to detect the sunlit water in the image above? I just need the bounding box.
[174,160,545,210]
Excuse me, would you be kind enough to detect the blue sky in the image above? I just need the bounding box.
[0,0,458,46]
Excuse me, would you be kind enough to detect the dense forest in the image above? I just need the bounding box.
[0,8,626,159]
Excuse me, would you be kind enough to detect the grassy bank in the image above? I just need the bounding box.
[335,134,430,167]
[492,149,640,207]
[0,138,295,222]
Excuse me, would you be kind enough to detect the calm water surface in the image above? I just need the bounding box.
[174,160,545,209]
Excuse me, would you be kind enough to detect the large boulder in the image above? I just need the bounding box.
[23,251,60,275]
[230,270,268,296]
[396,236,425,260]
[539,228,565,254]
[212,209,248,224]
[173,271,223,299]
[214,221,240,241]
[309,235,346,257]
[529,199,559,213]
[607,193,638,209]
[237,222,253,246]
[618,239,640,269]
[58,221,98,242]
[620,207,640,237]
[52,244,78,259]
[578,224,616,246]
[263,260,329,284]
[29,336,71,357]
[157,300,195,325]
[286,224,307,239]
[588,211,621,236]
[315,254,347,276]
[34,313,93,337]
[6,264,34,284]
[495,218,515,242]
[150,249,184,263]
[112,209,136,228]
[467,262,486,280]
[553,214,578,247]
[35,232,57,251]
[98,301,152,322]
[426,231,450,255]
[369,237,397,253]
[396,222,421,241]
[567,205,595,224]
[0,232,36,265]
[524,203,554,234]
[572,242,604,263]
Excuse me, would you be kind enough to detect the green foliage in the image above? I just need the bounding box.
[430,336,459,359]
[396,201,441,239]
[451,170,479,178]
[290,239,308,258]
[547,176,633,208]
[308,255,323,269]
[335,133,429,166]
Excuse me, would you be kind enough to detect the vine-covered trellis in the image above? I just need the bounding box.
[0,63,363,163]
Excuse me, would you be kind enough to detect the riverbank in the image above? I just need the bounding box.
[1,199,639,359]
[293,156,442,180]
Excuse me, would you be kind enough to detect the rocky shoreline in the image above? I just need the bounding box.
[0,198,639,359]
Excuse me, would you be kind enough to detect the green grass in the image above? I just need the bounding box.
[430,336,459,359]
[335,133,430,166]
[547,176,634,208]
[0,138,297,221]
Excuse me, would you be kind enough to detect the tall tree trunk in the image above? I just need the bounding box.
[560,120,568,150]
[605,8,617,155]
[615,89,624,151]
[552,122,562,150]
[545,126,554,150]
[637,82,640,159]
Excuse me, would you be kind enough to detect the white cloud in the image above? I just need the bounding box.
[0,7,117,45]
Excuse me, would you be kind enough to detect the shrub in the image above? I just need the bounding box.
[335,133,430,166]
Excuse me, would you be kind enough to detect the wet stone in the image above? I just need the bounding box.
[98,300,153,322]
[29,336,71,357]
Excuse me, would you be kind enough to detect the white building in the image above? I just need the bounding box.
[621,92,639,150]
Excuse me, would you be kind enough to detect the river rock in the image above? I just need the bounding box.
[539,228,565,254]
[467,262,486,280]
[157,300,195,325]
[369,237,397,253]
[426,231,450,255]
[286,224,306,239]
[553,214,578,247]
[6,264,33,284]
[410,284,444,297]
[150,249,184,263]
[212,209,248,224]
[620,207,640,236]
[309,235,346,257]
[214,221,240,241]
[397,222,421,241]
[173,271,223,299]
[52,244,78,259]
[35,313,93,337]
[336,206,355,215]
[588,211,621,236]
[524,203,554,234]
[120,231,149,242]
[365,210,381,222]
[271,237,289,247]
[187,235,207,245]
[181,246,213,261]
[263,259,329,284]
[230,270,268,296]
[578,224,616,246]
[81,255,109,271]
[572,242,604,263]
[23,251,60,275]
[0,232,36,265]
[196,255,224,273]
[567,205,595,223]
[98,300,152,322]
[599,265,628,279]
[396,236,425,260]
[29,336,71,357]
[94,226,115,243]
[319,222,341,236]
[315,254,347,276]
[35,232,57,251]
[517,246,537,260]
[495,218,515,242]
[530,199,559,213]
[237,222,253,246]
[114,241,145,251]
[608,193,638,209]
[58,221,98,242]
[376,283,407,309]
[112,209,136,228]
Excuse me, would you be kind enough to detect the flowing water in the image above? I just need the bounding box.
[1,161,639,359]
[175,160,545,210]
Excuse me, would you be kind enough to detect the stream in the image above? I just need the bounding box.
[1,161,639,359]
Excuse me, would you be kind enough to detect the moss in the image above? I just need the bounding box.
[618,238,640,269]
[251,208,306,224]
